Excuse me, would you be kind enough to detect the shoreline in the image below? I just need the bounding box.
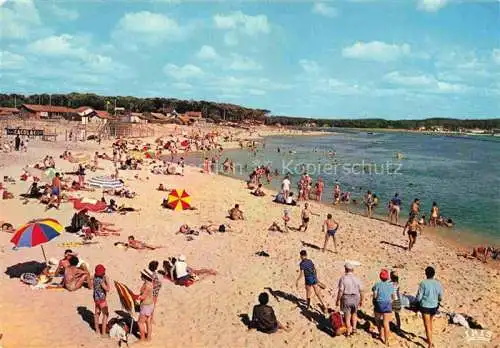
[1,131,499,348]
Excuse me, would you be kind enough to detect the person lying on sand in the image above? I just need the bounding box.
[200,223,232,234]
[2,190,14,200]
[250,292,291,333]
[126,235,164,250]
[177,224,199,236]
[251,184,266,197]
[162,256,217,285]
[87,217,121,237]
[63,255,92,292]
[229,204,244,220]
[268,222,284,233]
[457,246,496,263]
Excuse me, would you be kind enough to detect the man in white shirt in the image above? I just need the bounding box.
[282,175,291,199]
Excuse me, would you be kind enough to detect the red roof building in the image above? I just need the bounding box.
[19,104,77,120]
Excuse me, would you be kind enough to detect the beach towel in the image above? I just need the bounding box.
[72,198,107,212]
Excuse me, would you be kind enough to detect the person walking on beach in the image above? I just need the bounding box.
[15,134,21,151]
[322,213,339,253]
[137,269,155,341]
[93,264,110,336]
[417,266,443,348]
[335,262,363,336]
[51,172,62,209]
[364,190,374,218]
[315,177,324,201]
[403,216,422,251]
[429,202,439,227]
[372,269,394,346]
[298,203,319,232]
[295,250,327,312]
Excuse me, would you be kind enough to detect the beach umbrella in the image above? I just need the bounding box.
[114,281,138,334]
[166,189,191,211]
[10,218,63,262]
[88,176,124,189]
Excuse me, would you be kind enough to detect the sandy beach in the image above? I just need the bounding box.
[1,128,498,348]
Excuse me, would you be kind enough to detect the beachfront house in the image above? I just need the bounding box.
[0,107,19,118]
[119,112,149,124]
[78,107,112,125]
[19,104,78,120]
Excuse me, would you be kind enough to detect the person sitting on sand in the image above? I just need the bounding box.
[1,221,15,233]
[285,192,297,206]
[268,222,284,233]
[63,255,92,292]
[250,292,290,333]
[252,184,266,197]
[2,190,14,200]
[437,216,454,228]
[162,256,217,285]
[24,182,43,198]
[457,246,496,263]
[229,204,244,220]
[56,249,89,275]
[126,236,163,250]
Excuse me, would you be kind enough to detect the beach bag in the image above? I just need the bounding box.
[330,311,344,332]
[218,224,226,233]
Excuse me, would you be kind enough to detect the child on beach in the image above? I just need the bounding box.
[372,269,394,346]
[148,261,161,323]
[322,214,339,253]
[295,250,327,312]
[390,271,402,331]
[93,264,110,336]
[283,209,290,233]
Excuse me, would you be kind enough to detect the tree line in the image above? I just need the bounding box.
[1,93,497,130]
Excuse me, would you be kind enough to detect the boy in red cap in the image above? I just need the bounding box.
[93,264,110,336]
[372,269,394,345]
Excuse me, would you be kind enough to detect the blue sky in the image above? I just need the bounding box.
[1,0,499,119]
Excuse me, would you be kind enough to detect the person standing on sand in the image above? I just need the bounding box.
[93,264,109,336]
[389,193,402,225]
[429,202,439,227]
[51,172,62,209]
[315,177,324,201]
[137,269,155,341]
[295,250,327,312]
[333,184,341,205]
[417,266,443,348]
[322,213,339,252]
[298,203,319,232]
[15,134,21,151]
[282,175,291,200]
[364,190,374,218]
[403,216,422,251]
[336,262,363,336]
[372,269,394,346]
[148,261,161,323]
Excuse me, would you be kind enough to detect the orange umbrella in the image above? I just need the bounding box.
[167,189,191,211]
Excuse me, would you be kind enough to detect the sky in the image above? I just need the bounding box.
[0,0,499,119]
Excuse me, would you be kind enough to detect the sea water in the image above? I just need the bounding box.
[187,130,500,245]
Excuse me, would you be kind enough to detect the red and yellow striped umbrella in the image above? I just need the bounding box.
[167,189,191,211]
[114,281,138,313]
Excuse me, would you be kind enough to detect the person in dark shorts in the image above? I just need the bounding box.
[403,216,422,251]
[322,213,339,253]
[295,250,327,312]
[298,203,319,232]
[372,269,394,345]
[250,292,289,333]
[417,266,443,348]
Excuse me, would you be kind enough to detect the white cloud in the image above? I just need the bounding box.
[0,0,41,39]
[214,11,270,35]
[0,51,27,69]
[492,49,500,64]
[196,45,219,60]
[51,4,79,21]
[228,54,262,71]
[299,59,321,74]
[163,64,203,80]
[28,34,85,57]
[384,71,467,93]
[214,11,270,46]
[249,88,266,95]
[417,0,448,12]
[342,41,411,62]
[113,11,187,46]
[312,3,338,18]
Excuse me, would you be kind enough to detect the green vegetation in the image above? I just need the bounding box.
[1,93,498,130]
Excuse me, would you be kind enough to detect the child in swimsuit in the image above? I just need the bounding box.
[93,264,109,336]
